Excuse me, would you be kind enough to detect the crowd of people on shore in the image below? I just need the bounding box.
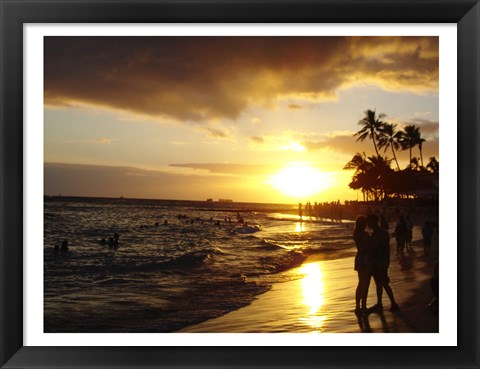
[298,201,344,222]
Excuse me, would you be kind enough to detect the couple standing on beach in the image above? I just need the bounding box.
[353,214,399,315]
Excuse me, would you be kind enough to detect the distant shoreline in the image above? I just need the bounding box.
[44,194,298,207]
[44,194,438,226]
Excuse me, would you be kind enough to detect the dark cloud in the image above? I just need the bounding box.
[302,133,372,155]
[406,119,439,137]
[250,136,265,144]
[45,36,438,122]
[303,131,439,162]
[288,103,303,110]
[205,127,228,139]
[169,163,278,175]
[44,162,251,200]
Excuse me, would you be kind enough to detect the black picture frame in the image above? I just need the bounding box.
[1,1,479,368]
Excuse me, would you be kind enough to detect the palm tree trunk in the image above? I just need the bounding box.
[370,128,380,156]
[391,143,400,170]
[409,147,412,164]
[419,144,424,167]
[373,137,380,156]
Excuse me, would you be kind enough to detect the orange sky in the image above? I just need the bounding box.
[44,36,439,203]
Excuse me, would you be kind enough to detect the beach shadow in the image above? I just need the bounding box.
[389,309,421,333]
[356,314,372,333]
[398,253,414,271]
[367,310,394,333]
[377,311,390,333]
[406,245,417,257]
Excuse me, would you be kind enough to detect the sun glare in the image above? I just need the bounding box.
[281,142,306,152]
[270,163,333,199]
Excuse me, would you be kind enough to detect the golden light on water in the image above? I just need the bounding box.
[299,262,326,330]
[294,222,305,233]
[269,163,333,199]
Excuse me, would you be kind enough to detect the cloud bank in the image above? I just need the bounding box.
[44,163,280,202]
[45,36,438,123]
[169,163,278,176]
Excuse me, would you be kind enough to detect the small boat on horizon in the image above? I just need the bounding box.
[219,199,233,203]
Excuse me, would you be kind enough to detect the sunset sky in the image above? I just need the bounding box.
[44,36,439,203]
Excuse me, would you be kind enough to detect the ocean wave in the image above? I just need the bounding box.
[94,277,130,286]
[254,239,283,251]
[141,248,223,271]
[242,235,261,240]
[255,250,306,275]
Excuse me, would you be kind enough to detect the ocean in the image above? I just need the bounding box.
[44,196,356,333]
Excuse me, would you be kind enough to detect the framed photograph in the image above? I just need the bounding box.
[1,1,479,368]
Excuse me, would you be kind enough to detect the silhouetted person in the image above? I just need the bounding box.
[61,239,69,251]
[353,216,371,315]
[298,203,303,221]
[380,214,389,232]
[394,215,408,256]
[367,214,399,313]
[422,221,433,256]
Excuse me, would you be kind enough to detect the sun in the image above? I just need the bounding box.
[269,163,333,199]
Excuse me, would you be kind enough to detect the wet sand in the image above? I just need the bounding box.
[180,239,439,333]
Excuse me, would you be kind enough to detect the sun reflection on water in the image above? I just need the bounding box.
[299,262,326,331]
[294,222,305,233]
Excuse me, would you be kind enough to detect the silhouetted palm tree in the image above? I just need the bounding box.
[366,155,393,200]
[378,123,403,170]
[343,152,369,173]
[401,125,420,165]
[416,133,426,167]
[344,152,370,201]
[354,109,385,157]
[426,156,439,173]
[409,157,422,171]
[344,153,394,201]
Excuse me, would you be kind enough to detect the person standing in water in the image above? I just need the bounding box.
[353,216,371,315]
[367,214,399,312]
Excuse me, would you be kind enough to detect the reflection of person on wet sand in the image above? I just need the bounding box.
[405,216,413,249]
[353,216,371,315]
[428,260,439,313]
[367,214,399,313]
[422,221,433,256]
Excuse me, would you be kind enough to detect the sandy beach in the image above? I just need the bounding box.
[180,237,439,333]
